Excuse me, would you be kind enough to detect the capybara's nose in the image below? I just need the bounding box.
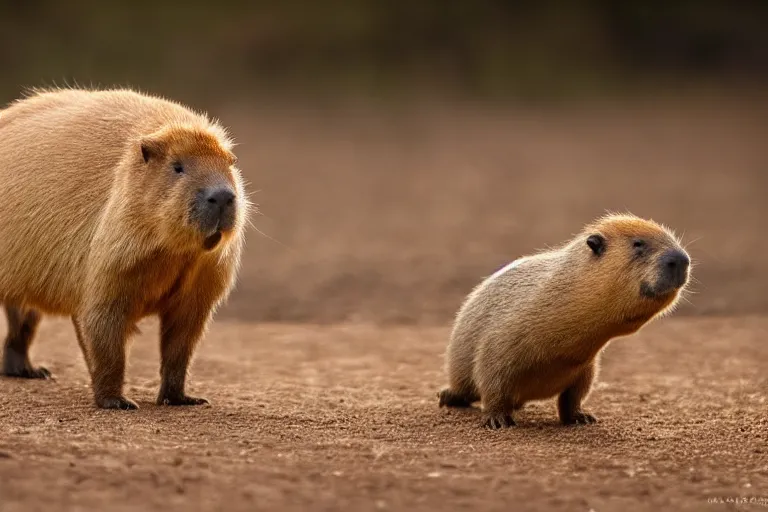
[660,249,690,288]
[200,186,236,232]
[205,188,235,210]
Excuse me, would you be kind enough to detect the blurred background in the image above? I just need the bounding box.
[1,1,767,323]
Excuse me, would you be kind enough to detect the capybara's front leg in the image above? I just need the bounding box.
[71,317,94,378]
[157,307,211,406]
[558,361,598,425]
[482,391,517,429]
[81,304,137,410]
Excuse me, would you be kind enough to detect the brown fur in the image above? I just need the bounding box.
[437,213,691,428]
[0,87,248,409]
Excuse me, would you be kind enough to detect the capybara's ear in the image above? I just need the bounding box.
[139,137,166,163]
[226,151,238,166]
[586,234,606,256]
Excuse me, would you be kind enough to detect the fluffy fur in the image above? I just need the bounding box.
[0,87,248,409]
[437,213,691,428]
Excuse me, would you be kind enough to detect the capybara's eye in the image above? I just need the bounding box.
[173,162,184,174]
[633,239,649,258]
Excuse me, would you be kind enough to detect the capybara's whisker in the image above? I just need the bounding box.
[249,224,295,253]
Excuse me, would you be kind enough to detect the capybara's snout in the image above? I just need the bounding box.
[195,185,237,235]
[655,248,690,294]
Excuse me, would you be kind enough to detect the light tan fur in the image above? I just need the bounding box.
[0,87,248,409]
[437,213,691,428]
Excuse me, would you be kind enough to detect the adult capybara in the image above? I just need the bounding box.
[0,88,248,410]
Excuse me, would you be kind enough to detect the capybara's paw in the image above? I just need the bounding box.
[484,413,516,429]
[437,388,472,408]
[96,396,139,410]
[158,395,210,406]
[562,410,597,425]
[3,362,52,379]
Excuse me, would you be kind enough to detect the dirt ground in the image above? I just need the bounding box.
[2,317,767,512]
[1,95,767,511]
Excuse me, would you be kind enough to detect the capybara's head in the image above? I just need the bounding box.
[577,213,691,325]
[136,124,244,251]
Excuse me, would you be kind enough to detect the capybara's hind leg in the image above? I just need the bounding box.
[438,347,480,408]
[81,304,137,410]
[157,307,210,406]
[2,305,49,379]
[437,387,479,408]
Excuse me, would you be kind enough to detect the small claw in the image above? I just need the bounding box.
[158,395,210,406]
[484,414,515,429]
[36,367,53,379]
[564,411,597,425]
[97,396,139,410]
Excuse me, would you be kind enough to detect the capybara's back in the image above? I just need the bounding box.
[0,88,247,409]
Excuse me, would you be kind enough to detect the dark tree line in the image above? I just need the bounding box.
[1,1,766,99]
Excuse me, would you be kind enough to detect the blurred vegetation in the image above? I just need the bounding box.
[1,0,767,102]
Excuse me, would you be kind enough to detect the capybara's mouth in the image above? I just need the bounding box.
[640,281,658,299]
[203,231,223,251]
[640,280,683,300]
